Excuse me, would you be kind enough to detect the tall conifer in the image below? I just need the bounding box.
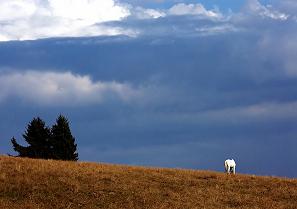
[51,115,78,161]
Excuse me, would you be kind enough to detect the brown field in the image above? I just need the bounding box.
[0,156,296,209]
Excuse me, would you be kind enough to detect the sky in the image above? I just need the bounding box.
[0,0,297,177]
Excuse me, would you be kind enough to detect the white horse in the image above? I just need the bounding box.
[224,159,236,174]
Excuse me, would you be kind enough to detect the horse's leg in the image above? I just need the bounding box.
[225,162,228,173]
[233,166,236,174]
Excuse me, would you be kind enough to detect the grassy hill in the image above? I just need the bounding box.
[0,156,296,208]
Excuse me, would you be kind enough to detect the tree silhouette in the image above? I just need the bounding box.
[11,117,51,159]
[11,115,78,161]
[51,115,78,161]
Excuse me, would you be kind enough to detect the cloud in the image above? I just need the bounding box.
[195,101,297,125]
[168,3,221,18]
[274,0,297,13]
[0,71,141,106]
[194,24,239,36]
[0,0,131,41]
[0,0,295,42]
[105,15,235,38]
[131,7,166,19]
[243,0,289,20]
[0,0,37,21]
[48,0,129,23]
[130,3,223,20]
[0,1,227,41]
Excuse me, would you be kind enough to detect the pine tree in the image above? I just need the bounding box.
[51,115,78,161]
[11,117,52,159]
[11,137,32,157]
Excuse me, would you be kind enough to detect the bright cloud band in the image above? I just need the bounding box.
[0,71,141,105]
[0,0,224,41]
[0,0,293,41]
[0,0,131,41]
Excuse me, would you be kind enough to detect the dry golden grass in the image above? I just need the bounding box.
[0,156,296,209]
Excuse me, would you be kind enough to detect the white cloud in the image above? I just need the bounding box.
[195,24,239,36]
[48,0,128,24]
[0,71,141,106]
[273,0,297,21]
[132,7,165,19]
[128,3,223,20]
[0,0,293,41]
[0,0,37,21]
[0,0,131,41]
[168,3,221,18]
[245,0,289,20]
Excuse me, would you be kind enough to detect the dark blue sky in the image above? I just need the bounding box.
[0,0,296,177]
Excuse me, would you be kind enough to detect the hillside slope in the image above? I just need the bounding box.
[0,156,296,209]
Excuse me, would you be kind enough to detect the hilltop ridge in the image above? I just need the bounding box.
[0,156,296,209]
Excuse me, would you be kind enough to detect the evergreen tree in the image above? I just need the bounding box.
[11,117,51,159]
[51,115,78,161]
[11,137,32,157]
